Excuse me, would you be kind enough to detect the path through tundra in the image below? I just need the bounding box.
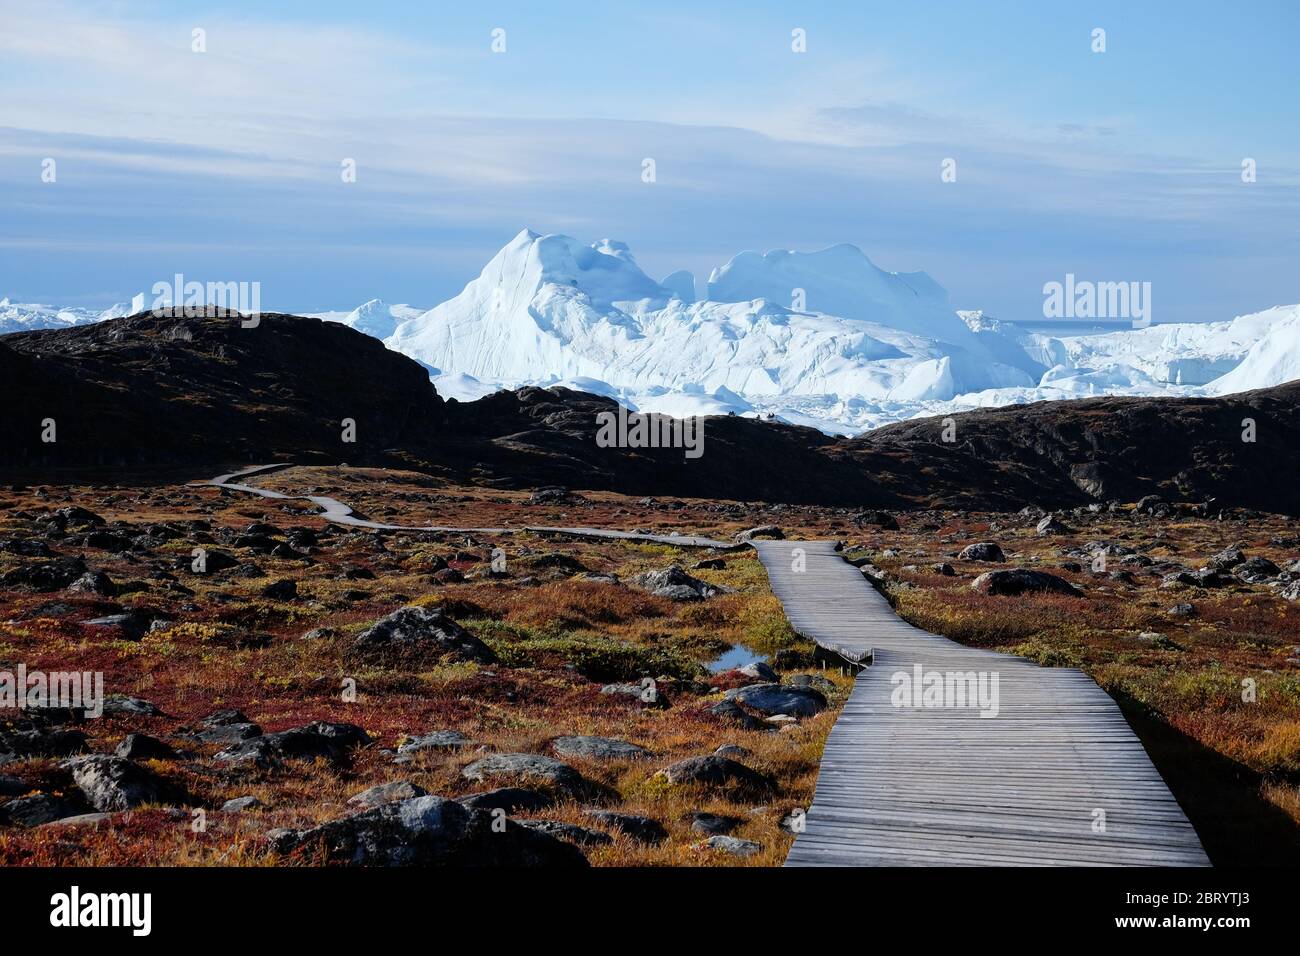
[753,540,1210,866]
[207,465,1209,866]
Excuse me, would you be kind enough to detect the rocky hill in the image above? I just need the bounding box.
[2,311,1296,514]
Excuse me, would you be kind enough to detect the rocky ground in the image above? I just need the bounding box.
[2,465,1298,865]
[0,467,853,866]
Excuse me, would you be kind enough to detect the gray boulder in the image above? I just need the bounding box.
[456,787,553,814]
[350,606,495,664]
[738,661,779,682]
[631,565,723,601]
[214,721,370,770]
[0,793,89,827]
[958,542,1004,562]
[971,569,1082,597]
[394,729,470,762]
[0,726,88,760]
[654,755,776,796]
[1207,546,1246,570]
[690,811,743,835]
[60,755,186,811]
[270,795,587,866]
[552,736,651,761]
[704,835,761,856]
[708,699,768,730]
[221,796,264,813]
[727,682,826,717]
[348,781,428,810]
[516,819,613,847]
[1036,514,1072,536]
[461,753,611,801]
[114,733,176,761]
[584,810,667,844]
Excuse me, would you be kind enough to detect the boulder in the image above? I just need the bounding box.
[185,549,239,574]
[703,835,761,856]
[1036,514,1072,536]
[713,744,752,759]
[654,755,776,796]
[260,579,298,600]
[186,710,262,745]
[0,726,88,760]
[726,683,826,717]
[787,673,836,694]
[114,733,177,761]
[83,610,154,641]
[734,525,784,542]
[599,681,669,708]
[1135,495,1171,517]
[1207,546,1246,570]
[348,781,428,810]
[584,810,667,844]
[1237,556,1280,580]
[393,730,470,761]
[970,569,1082,597]
[100,697,162,717]
[0,792,89,827]
[958,542,1004,562]
[631,565,723,601]
[708,699,768,730]
[60,755,186,811]
[689,811,744,835]
[221,796,264,813]
[551,736,651,761]
[852,510,901,530]
[68,571,117,596]
[737,661,779,682]
[350,606,495,664]
[456,787,553,814]
[516,819,613,847]
[271,795,587,866]
[1,556,87,591]
[460,753,609,801]
[214,721,370,770]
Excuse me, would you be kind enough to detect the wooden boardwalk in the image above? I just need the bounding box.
[753,540,1209,867]
[206,465,735,549]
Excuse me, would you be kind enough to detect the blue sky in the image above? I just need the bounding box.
[1,0,1296,322]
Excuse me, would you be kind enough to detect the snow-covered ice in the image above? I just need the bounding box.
[5,231,1298,436]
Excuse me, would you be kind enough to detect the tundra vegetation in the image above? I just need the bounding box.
[1,465,1297,865]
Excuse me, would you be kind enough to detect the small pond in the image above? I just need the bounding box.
[707,643,767,673]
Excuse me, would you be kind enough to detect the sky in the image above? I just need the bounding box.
[1,0,1297,322]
